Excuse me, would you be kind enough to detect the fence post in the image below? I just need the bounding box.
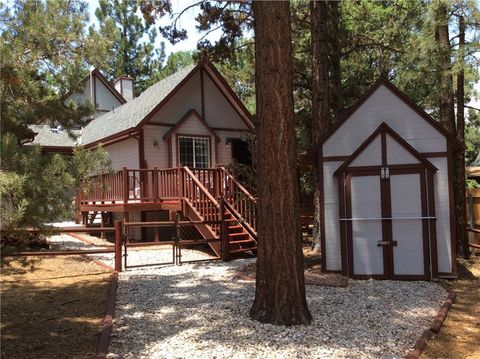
[114,220,123,272]
[174,212,180,265]
[153,167,159,202]
[468,193,474,254]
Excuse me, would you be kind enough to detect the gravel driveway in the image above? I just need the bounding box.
[108,261,447,359]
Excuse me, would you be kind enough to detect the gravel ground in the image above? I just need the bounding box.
[108,261,447,359]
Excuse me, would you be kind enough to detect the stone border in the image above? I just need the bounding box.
[405,291,456,358]
[95,272,119,359]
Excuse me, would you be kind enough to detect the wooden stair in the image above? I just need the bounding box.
[224,211,256,258]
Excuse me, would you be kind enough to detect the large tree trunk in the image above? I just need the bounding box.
[310,0,329,254]
[456,15,469,258]
[329,1,344,124]
[250,0,311,326]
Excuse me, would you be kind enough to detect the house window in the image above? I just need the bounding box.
[178,136,210,168]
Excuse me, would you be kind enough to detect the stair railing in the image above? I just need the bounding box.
[218,167,257,237]
[182,166,222,235]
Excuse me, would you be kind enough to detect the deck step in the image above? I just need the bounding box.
[228,225,243,233]
[228,232,249,239]
[229,247,257,254]
[229,239,255,245]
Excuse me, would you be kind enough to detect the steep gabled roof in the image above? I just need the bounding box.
[309,77,465,160]
[81,64,196,146]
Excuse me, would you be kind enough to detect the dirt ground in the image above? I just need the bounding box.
[423,256,480,359]
[0,255,112,359]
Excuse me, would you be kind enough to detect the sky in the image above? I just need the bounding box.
[86,0,222,56]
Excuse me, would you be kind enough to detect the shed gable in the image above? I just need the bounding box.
[323,83,449,157]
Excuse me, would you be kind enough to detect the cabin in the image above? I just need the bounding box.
[31,58,257,259]
[312,78,464,280]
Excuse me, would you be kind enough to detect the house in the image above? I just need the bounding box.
[312,78,464,280]
[32,58,257,259]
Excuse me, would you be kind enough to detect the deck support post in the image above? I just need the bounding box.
[153,166,159,203]
[122,167,129,204]
[114,220,123,272]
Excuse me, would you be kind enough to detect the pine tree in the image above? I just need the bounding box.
[95,0,166,94]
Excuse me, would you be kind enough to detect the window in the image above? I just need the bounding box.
[178,136,210,168]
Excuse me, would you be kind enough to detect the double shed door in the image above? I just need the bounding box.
[344,168,430,280]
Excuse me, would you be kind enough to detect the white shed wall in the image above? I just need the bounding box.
[324,85,447,157]
[95,77,123,112]
[429,157,452,273]
[323,161,343,271]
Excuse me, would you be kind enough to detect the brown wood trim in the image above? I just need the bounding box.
[200,68,205,122]
[427,170,439,279]
[138,129,145,169]
[202,61,254,129]
[334,122,437,176]
[167,137,172,168]
[100,133,138,149]
[381,170,392,279]
[422,152,448,158]
[345,163,429,173]
[321,155,349,162]
[447,143,458,275]
[211,127,250,132]
[314,77,464,151]
[145,122,175,127]
[381,130,387,166]
[163,109,220,143]
[85,128,139,149]
[420,169,431,280]
[93,74,97,110]
[40,146,74,154]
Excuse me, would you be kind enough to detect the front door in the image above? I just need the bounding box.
[344,168,430,279]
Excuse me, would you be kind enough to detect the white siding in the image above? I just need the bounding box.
[429,157,452,273]
[95,77,123,111]
[324,85,447,157]
[323,161,342,271]
[386,134,419,165]
[390,173,425,275]
[351,176,384,275]
[149,71,202,125]
[203,72,250,130]
[350,135,382,167]
[216,131,235,166]
[143,125,170,168]
[170,113,215,167]
[104,138,139,170]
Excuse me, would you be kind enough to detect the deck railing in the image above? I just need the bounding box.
[78,166,257,238]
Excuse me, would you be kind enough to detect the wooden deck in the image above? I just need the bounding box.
[77,166,258,258]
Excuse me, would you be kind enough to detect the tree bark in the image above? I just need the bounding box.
[250,0,311,326]
[329,1,344,124]
[456,15,469,259]
[310,0,330,254]
[435,3,455,133]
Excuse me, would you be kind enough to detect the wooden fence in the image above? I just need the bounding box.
[467,189,480,252]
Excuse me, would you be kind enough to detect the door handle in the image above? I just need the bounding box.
[377,240,398,247]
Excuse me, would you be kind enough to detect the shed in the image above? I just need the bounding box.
[314,78,464,280]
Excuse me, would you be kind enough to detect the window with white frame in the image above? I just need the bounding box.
[178,136,210,168]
